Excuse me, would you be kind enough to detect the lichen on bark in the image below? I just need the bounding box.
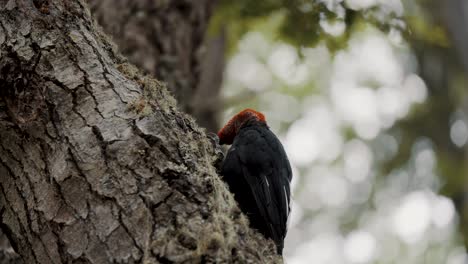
[0,0,280,263]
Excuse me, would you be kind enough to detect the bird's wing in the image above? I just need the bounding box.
[235,129,291,249]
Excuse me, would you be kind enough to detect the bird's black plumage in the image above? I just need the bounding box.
[221,120,292,254]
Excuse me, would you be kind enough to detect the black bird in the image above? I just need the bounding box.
[218,109,292,255]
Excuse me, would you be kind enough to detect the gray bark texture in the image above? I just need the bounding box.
[0,0,280,263]
[0,229,19,263]
[87,0,224,132]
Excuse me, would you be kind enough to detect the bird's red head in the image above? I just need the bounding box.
[218,108,266,145]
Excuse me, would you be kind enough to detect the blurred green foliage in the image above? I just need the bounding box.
[212,0,467,190]
[215,0,467,199]
[210,0,403,55]
[212,0,468,256]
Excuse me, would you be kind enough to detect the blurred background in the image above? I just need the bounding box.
[212,0,468,263]
[89,0,467,263]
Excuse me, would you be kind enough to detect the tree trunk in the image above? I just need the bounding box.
[440,0,468,250]
[0,1,279,263]
[87,0,224,132]
[0,229,19,263]
[420,0,468,249]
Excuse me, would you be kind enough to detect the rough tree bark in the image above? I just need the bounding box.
[0,229,18,263]
[0,1,279,263]
[87,0,225,132]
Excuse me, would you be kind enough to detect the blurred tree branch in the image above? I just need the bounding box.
[88,0,225,132]
[388,0,468,248]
